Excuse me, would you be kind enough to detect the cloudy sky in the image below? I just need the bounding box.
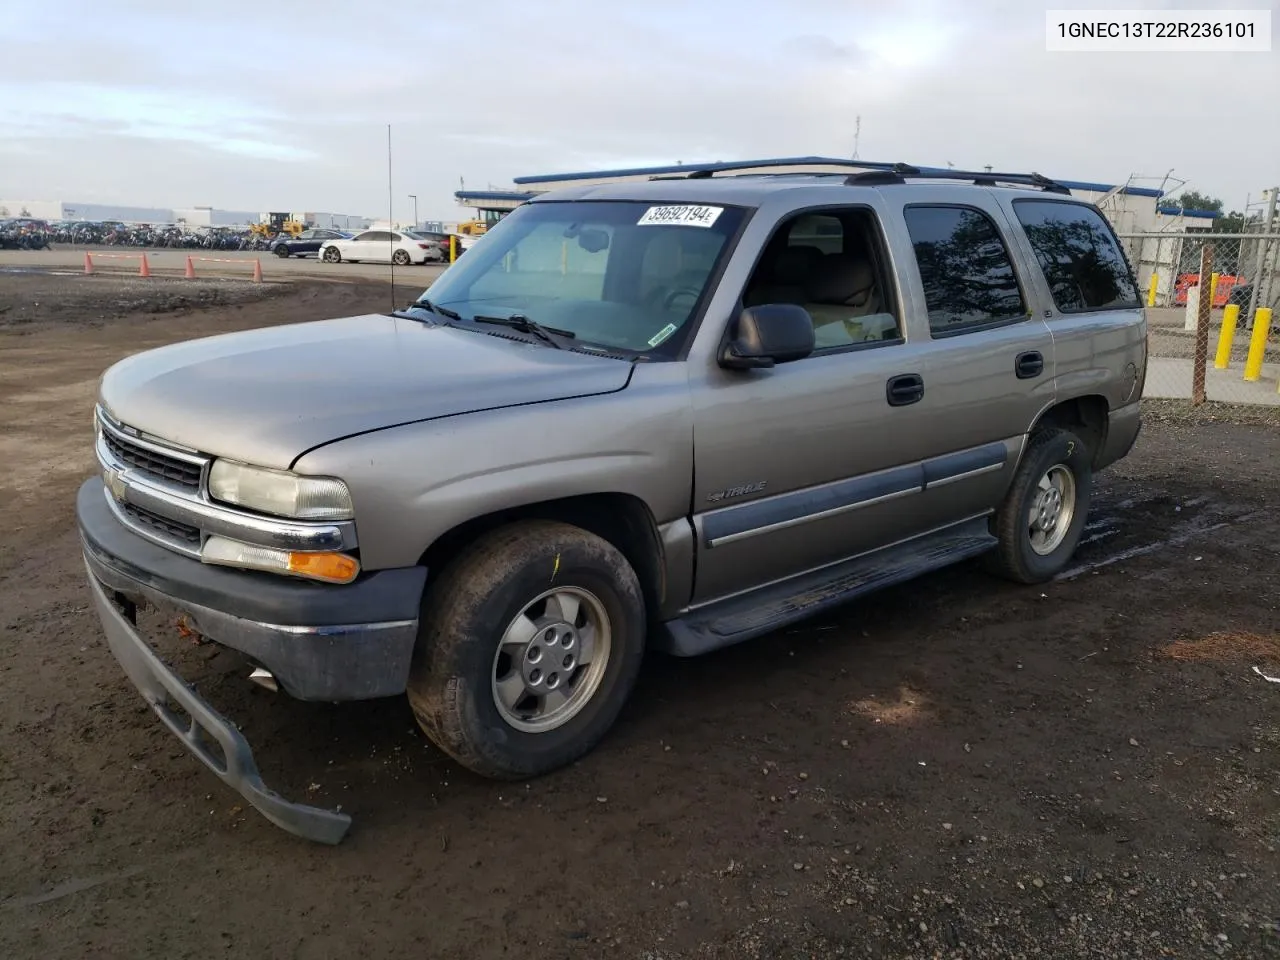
[2,0,1276,220]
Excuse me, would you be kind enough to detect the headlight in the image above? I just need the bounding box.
[207,459,354,520]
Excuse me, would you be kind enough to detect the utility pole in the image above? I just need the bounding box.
[1245,186,1277,326]
[852,116,861,160]
[408,194,418,229]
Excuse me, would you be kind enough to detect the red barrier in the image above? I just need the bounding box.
[84,251,151,277]
[183,256,263,282]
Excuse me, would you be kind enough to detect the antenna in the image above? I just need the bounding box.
[852,115,861,160]
[387,123,395,311]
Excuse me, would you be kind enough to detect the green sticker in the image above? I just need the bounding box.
[648,323,679,348]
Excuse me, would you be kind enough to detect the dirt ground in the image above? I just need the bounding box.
[2,274,1279,959]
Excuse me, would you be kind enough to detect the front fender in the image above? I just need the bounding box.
[292,363,694,570]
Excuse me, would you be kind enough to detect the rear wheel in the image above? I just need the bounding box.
[392,249,411,265]
[988,428,1092,583]
[407,520,646,779]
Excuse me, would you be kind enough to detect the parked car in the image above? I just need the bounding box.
[318,229,444,265]
[78,163,1146,842]
[270,228,352,258]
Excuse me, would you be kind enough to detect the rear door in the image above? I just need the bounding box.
[998,197,1147,413]
[888,192,1057,529]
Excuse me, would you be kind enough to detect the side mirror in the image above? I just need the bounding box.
[719,304,815,370]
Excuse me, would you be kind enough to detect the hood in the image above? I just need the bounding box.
[99,314,634,469]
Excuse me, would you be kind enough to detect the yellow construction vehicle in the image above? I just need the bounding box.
[455,219,488,236]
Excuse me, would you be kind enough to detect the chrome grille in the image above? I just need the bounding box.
[120,501,201,546]
[98,415,205,490]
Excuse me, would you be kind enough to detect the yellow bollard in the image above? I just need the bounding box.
[1209,272,1220,309]
[1243,307,1273,382]
[449,235,457,262]
[1147,272,1159,307]
[1214,304,1240,369]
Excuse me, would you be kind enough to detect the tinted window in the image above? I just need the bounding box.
[1013,200,1140,311]
[904,206,1027,335]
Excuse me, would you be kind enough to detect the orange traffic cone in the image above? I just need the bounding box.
[251,258,263,283]
[184,255,195,279]
[83,252,94,275]
[138,253,151,278]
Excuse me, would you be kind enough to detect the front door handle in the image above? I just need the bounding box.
[886,373,924,407]
[1015,350,1044,379]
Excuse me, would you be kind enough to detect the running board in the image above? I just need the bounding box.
[659,517,997,657]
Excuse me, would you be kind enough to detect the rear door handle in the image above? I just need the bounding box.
[886,373,924,407]
[1015,350,1044,379]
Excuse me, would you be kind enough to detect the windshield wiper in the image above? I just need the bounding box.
[472,313,574,349]
[390,298,463,323]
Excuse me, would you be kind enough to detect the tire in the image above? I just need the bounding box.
[407,520,646,780]
[987,427,1092,584]
[274,245,291,258]
[392,249,411,265]
[322,246,341,263]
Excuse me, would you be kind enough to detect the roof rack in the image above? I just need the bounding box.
[649,159,899,181]
[644,159,1072,195]
[844,167,1071,194]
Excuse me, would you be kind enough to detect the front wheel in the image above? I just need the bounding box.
[274,245,291,258]
[322,246,341,263]
[988,427,1092,583]
[407,520,646,779]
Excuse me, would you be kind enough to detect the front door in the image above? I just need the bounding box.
[687,204,938,606]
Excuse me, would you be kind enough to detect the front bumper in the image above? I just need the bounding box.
[77,476,429,842]
[84,567,353,844]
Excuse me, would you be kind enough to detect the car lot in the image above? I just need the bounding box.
[0,247,450,284]
[1,274,1279,959]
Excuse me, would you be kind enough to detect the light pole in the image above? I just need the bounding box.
[408,194,418,229]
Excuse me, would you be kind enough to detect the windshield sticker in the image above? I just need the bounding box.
[647,323,679,348]
[637,205,724,228]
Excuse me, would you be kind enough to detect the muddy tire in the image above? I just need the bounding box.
[987,428,1093,584]
[407,520,646,779]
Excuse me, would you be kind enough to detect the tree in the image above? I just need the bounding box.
[0,207,8,217]
[1168,190,1223,214]
[19,206,30,218]
[1211,207,1268,232]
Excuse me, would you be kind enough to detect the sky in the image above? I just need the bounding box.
[1,0,1277,221]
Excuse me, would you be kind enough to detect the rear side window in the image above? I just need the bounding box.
[1012,200,1140,312]
[903,205,1027,336]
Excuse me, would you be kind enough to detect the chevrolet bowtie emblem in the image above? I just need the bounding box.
[104,467,127,502]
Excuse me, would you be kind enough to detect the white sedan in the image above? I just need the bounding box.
[318,229,444,265]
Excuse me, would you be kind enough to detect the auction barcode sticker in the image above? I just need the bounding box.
[637,205,724,228]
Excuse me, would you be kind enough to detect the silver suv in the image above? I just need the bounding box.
[78,163,1147,842]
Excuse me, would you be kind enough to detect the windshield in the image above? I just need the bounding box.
[417,200,746,355]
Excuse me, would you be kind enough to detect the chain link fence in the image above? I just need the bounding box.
[1118,231,1280,407]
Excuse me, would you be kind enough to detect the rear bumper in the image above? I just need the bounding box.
[77,477,427,701]
[1096,401,1142,471]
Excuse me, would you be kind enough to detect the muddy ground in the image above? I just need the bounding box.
[1,274,1279,959]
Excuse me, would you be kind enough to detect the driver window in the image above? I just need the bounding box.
[742,208,902,351]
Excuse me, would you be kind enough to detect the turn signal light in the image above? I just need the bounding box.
[201,536,360,584]
[287,551,359,583]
